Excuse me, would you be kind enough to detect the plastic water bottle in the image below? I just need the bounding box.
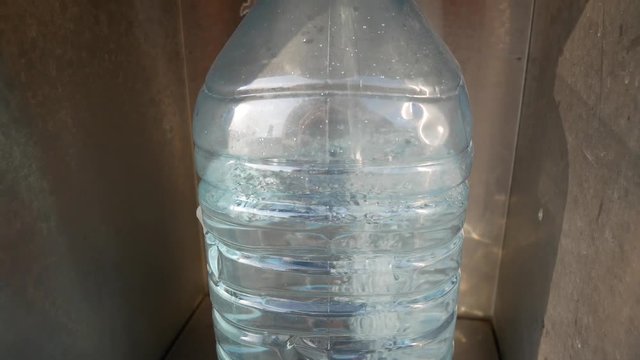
[193,1,472,359]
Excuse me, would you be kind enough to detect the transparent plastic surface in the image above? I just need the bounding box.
[193,1,472,359]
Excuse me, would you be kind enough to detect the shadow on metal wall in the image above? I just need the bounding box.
[495,1,590,359]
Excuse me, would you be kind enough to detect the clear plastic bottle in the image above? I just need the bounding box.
[193,1,472,359]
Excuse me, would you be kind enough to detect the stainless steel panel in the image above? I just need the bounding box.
[495,0,640,359]
[418,0,534,317]
[0,1,205,358]
[455,320,500,360]
[166,298,499,360]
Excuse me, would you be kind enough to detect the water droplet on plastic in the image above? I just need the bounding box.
[329,146,342,158]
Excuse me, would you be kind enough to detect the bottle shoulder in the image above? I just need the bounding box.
[205,0,462,99]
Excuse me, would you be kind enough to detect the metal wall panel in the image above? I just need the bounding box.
[418,0,534,317]
[495,0,640,359]
[0,1,206,358]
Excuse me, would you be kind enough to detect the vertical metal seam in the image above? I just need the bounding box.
[176,0,208,289]
[490,0,538,322]
[177,0,192,119]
